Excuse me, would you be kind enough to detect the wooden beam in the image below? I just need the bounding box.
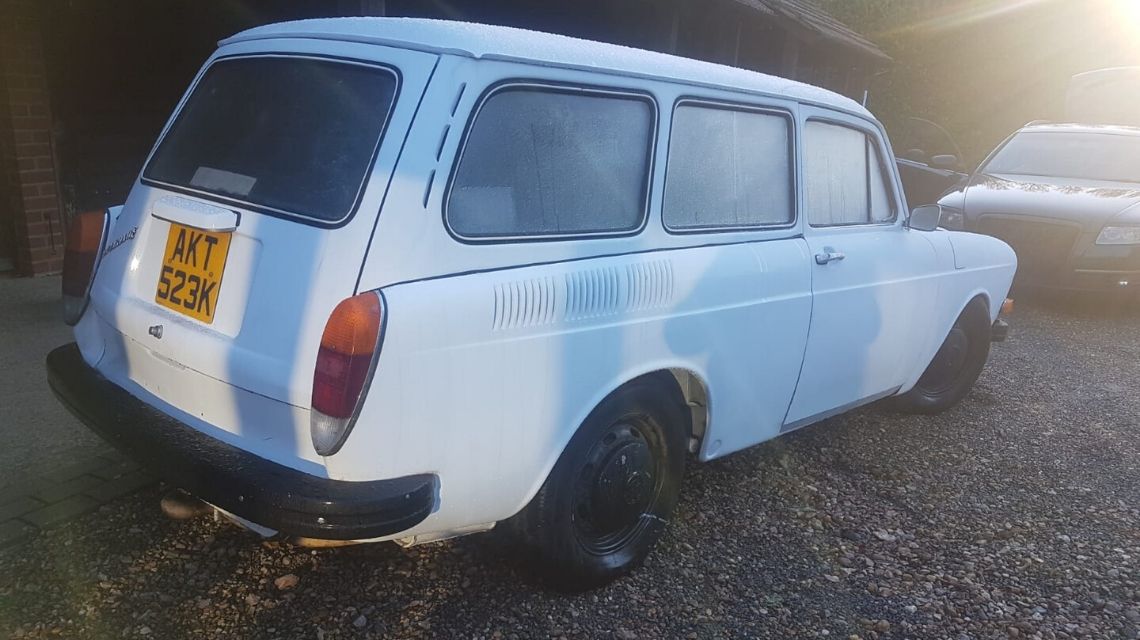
[780,33,799,79]
[668,0,681,54]
[359,0,386,16]
[733,20,742,66]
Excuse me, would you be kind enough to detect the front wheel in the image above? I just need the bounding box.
[503,375,687,591]
[895,298,992,414]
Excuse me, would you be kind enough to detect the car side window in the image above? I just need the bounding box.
[447,86,654,239]
[804,120,896,226]
[663,103,793,230]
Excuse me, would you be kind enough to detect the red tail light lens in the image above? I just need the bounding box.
[62,210,109,325]
[310,291,383,456]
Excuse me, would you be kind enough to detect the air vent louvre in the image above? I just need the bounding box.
[493,276,557,331]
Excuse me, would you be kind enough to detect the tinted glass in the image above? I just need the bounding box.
[982,131,1140,183]
[804,121,895,226]
[664,104,793,229]
[448,88,653,238]
[145,57,397,222]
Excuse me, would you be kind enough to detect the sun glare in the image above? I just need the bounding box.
[1110,0,1140,40]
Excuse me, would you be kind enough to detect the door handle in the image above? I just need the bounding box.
[814,248,846,265]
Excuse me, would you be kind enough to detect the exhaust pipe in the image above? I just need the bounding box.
[160,489,212,520]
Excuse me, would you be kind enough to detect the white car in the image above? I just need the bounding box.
[48,18,1016,589]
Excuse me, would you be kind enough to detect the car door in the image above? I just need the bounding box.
[783,111,939,429]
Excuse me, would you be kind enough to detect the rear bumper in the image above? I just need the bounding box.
[46,343,436,540]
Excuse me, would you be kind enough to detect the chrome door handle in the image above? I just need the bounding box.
[814,249,846,265]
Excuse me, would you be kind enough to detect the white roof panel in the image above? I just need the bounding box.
[223,17,871,118]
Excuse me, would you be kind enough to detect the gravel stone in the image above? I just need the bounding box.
[0,299,1137,639]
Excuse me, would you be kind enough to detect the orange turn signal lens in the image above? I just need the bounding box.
[62,210,109,324]
[1001,298,1014,316]
[319,292,382,356]
[311,291,384,456]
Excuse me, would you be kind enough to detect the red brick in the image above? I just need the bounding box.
[24,234,54,249]
[10,115,50,130]
[34,155,53,169]
[21,195,56,211]
[6,87,44,102]
[23,221,49,235]
[29,262,63,276]
[30,249,62,263]
[15,169,53,183]
[14,143,50,157]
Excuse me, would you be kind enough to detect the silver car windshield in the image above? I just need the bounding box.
[982,131,1140,183]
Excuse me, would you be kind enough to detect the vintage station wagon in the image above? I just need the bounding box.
[47,18,1016,589]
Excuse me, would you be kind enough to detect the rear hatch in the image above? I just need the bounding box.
[86,44,437,461]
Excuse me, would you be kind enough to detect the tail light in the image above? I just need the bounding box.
[310,291,384,456]
[62,210,109,325]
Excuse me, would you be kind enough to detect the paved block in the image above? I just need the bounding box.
[97,449,128,464]
[31,474,105,504]
[0,477,59,502]
[20,495,101,529]
[84,470,157,503]
[90,458,141,481]
[0,495,44,521]
[0,519,36,550]
[40,457,111,483]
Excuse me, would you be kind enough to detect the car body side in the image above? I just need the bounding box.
[71,24,1016,544]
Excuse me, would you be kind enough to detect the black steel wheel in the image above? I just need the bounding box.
[504,374,687,591]
[570,417,665,556]
[895,297,992,414]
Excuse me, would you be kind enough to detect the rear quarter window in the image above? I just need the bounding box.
[144,56,398,224]
[446,85,655,239]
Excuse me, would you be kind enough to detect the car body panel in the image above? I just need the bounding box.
[78,38,439,467]
[58,18,1017,544]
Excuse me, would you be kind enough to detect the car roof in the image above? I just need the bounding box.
[223,17,871,119]
[1020,122,1140,136]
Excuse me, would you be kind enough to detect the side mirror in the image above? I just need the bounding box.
[908,204,942,232]
[930,154,959,170]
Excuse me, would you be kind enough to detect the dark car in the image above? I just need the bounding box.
[938,122,1140,294]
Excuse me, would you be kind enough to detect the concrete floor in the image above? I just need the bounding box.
[0,275,109,489]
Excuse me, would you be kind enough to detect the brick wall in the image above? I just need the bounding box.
[0,0,66,276]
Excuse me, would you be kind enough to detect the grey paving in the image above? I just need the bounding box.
[0,275,157,545]
[0,275,110,489]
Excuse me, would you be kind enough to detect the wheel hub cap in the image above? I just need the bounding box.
[572,420,661,554]
[591,439,653,530]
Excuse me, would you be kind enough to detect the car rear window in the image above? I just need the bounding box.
[144,56,398,223]
[447,86,654,239]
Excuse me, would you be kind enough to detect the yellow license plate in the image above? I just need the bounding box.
[154,223,232,324]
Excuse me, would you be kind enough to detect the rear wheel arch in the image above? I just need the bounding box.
[667,368,709,451]
[500,369,695,589]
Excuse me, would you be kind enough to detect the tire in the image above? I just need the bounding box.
[503,374,687,591]
[895,298,991,414]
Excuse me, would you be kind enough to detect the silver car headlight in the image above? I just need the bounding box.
[939,207,965,230]
[1096,226,1140,245]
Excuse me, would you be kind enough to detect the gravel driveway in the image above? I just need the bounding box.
[1,299,1137,639]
